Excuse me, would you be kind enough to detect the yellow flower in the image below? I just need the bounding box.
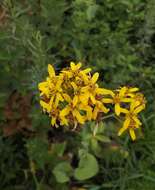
[40,100,50,112]
[121,87,139,97]
[92,100,109,120]
[50,79,64,107]
[60,104,85,126]
[75,72,99,105]
[132,93,146,108]
[81,72,113,105]
[38,64,64,108]
[40,100,59,127]
[102,86,132,116]
[59,94,89,126]
[38,64,56,98]
[38,81,50,97]
[38,62,146,134]
[61,62,82,78]
[48,64,56,78]
[71,82,86,107]
[118,102,145,141]
[70,61,82,71]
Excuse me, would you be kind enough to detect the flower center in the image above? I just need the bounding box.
[113,94,120,103]
[129,119,136,129]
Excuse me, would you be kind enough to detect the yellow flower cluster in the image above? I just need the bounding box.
[38,62,146,141]
[104,87,146,140]
[38,62,112,127]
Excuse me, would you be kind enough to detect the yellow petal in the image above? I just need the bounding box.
[63,94,72,103]
[54,93,63,107]
[48,64,55,78]
[90,94,96,104]
[134,105,145,114]
[133,116,142,126]
[129,129,136,141]
[79,104,92,120]
[96,88,114,96]
[59,93,64,101]
[49,96,54,106]
[102,98,113,103]
[70,62,76,70]
[119,86,127,97]
[79,94,89,105]
[76,62,82,70]
[134,123,140,128]
[129,87,139,92]
[40,100,50,112]
[71,82,78,91]
[73,95,78,107]
[38,82,50,96]
[86,107,92,120]
[100,104,109,113]
[82,68,91,73]
[91,72,99,84]
[60,117,69,126]
[55,79,62,89]
[128,93,135,98]
[122,98,132,102]
[73,110,85,124]
[130,101,138,111]
[40,89,50,97]
[51,117,56,126]
[38,81,48,91]
[92,107,98,120]
[118,118,130,136]
[60,106,70,117]
[81,73,89,84]
[120,108,129,114]
[133,100,142,109]
[115,103,121,116]
[70,62,81,71]
[61,70,73,78]
[81,86,89,92]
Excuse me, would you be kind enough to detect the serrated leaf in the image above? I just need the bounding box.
[74,153,99,180]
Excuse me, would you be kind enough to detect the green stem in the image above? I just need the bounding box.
[32,172,41,190]
[101,113,123,123]
[113,115,123,123]
[101,113,115,120]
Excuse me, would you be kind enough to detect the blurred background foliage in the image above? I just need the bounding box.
[0,0,155,189]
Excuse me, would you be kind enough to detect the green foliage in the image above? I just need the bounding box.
[74,152,99,180]
[26,137,49,169]
[0,0,155,189]
[53,161,72,183]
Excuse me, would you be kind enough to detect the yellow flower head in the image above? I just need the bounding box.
[118,96,146,141]
[38,62,112,128]
[38,62,146,141]
[102,87,129,116]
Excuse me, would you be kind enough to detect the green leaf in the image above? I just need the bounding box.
[26,137,48,169]
[0,93,8,106]
[53,162,72,183]
[51,142,66,157]
[74,153,99,180]
[97,122,105,133]
[95,135,111,143]
[91,138,103,157]
[86,4,98,21]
